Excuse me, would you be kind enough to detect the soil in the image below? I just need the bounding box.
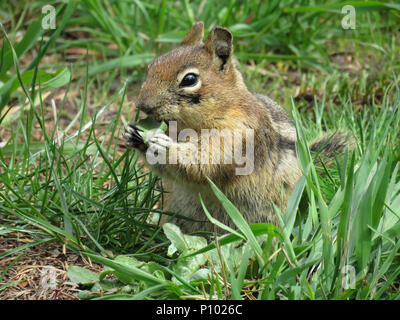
[0,233,103,300]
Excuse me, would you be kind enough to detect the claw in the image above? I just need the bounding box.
[128,122,143,132]
[123,122,145,149]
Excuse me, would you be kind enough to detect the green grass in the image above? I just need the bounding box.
[0,0,399,300]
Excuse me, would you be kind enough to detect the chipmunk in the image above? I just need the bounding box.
[123,22,349,235]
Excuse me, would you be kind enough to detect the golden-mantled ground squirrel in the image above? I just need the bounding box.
[124,22,349,234]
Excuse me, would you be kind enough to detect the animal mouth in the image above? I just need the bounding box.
[136,102,176,127]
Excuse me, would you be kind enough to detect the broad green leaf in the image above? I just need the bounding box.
[86,252,165,286]
[136,117,168,144]
[67,266,99,286]
[163,223,208,283]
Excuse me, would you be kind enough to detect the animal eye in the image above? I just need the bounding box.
[180,73,198,87]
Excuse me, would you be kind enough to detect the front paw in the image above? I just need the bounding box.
[147,132,174,159]
[123,123,146,150]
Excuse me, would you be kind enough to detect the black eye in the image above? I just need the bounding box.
[180,73,198,87]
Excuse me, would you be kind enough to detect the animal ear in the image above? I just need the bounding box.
[204,26,233,72]
[181,21,204,46]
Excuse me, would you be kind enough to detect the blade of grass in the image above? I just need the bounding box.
[205,177,264,265]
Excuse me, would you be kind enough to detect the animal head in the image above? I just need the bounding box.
[136,22,248,131]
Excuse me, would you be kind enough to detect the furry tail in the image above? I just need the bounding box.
[309,131,354,164]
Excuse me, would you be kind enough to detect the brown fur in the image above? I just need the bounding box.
[124,22,350,235]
